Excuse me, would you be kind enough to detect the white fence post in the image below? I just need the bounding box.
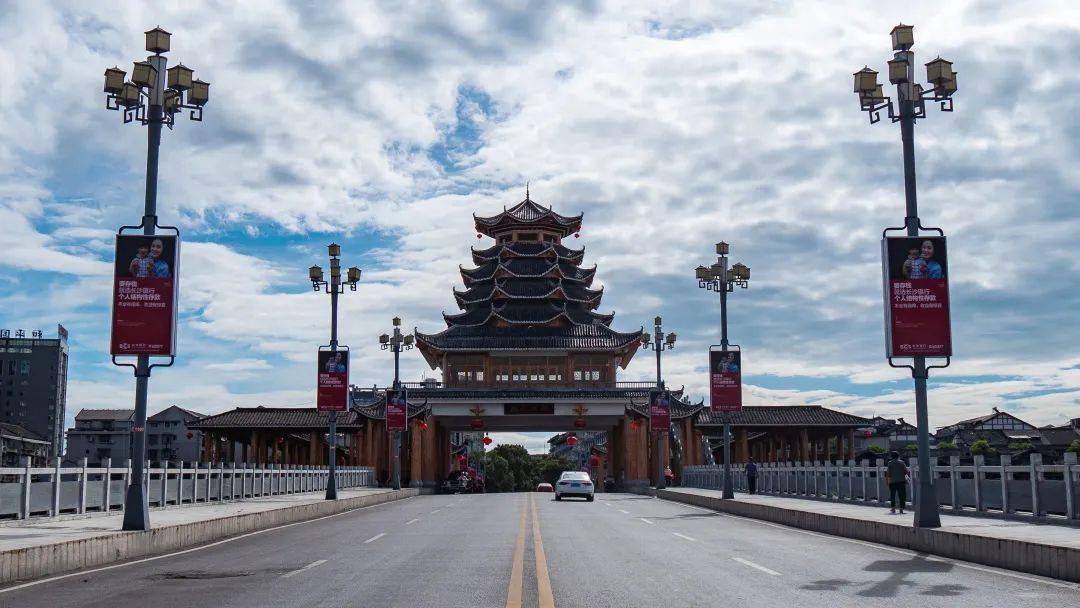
[79,457,88,514]
[1065,452,1076,521]
[973,455,983,512]
[1000,454,1011,517]
[20,456,31,519]
[949,456,959,511]
[51,457,61,517]
[1030,453,1042,517]
[103,457,112,513]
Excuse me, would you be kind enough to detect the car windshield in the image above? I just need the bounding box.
[560,472,590,481]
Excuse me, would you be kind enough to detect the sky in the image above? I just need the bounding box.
[1,1,1078,455]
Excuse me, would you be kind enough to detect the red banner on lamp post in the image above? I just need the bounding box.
[710,350,742,412]
[882,236,952,357]
[110,234,179,356]
[316,350,349,412]
[386,388,407,432]
[650,390,671,432]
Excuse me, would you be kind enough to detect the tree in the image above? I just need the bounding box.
[534,454,577,485]
[936,441,958,450]
[484,455,515,492]
[1068,440,1080,454]
[490,444,534,491]
[969,439,997,457]
[868,445,886,454]
[1007,440,1034,452]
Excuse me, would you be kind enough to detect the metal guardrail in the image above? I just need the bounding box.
[0,457,378,520]
[682,452,1079,524]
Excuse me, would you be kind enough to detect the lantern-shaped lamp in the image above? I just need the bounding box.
[852,67,878,94]
[347,266,361,284]
[640,332,650,346]
[164,89,181,114]
[120,82,142,108]
[665,332,676,346]
[379,334,390,345]
[131,61,157,87]
[403,335,414,346]
[188,79,210,106]
[104,67,126,94]
[890,23,914,51]
[328,242,341,257]
[309,265,323,282]
[942,71,958,96]
[925,57,953,86]
[731,262,750,280]
[716,241,729,255]
[145,27,171,54]
[710,262,725,279]
[167,63,194,91]
[695,265,710,280]
[887,58,909,84]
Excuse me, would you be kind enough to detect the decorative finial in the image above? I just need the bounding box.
[526,181,530,201]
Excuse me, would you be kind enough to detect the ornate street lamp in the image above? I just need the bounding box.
[853,24,957,529]
[694,241,750,500]
[309,243,362,500]
[640,315,676,490]
[103,27,209,532]
[380,316,413,490]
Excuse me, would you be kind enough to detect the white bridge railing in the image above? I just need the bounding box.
[682,452,1079,524]
[0,458,377,520]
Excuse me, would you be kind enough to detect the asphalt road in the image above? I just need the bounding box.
[1,493,1076,608]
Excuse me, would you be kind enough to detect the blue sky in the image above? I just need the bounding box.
[1,1,1078,454]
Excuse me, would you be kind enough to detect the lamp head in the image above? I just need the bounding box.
[887,58,910,84]
[890,23,914,51]
[695,265,710,280]
[328,242,341,258]
[393,316,401,327]
[131,61,157,88]
[104,67,126,94]
[308,265,323,282]
[347,266,361,284]
[852,67,878,94]
[167,63,194,91]
[379,334,390,344]
[145,26,171,54]
[187,79,209,106]
[716,241,729,255]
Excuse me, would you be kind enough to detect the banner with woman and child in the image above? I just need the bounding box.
[710,350,742,412]
[881,236,952,358]
[110,234,179,356]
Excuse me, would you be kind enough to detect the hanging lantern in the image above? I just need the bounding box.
[470,419,484,430]
[482,436,493,446]
[574,418,586,429]
[589,454,601,467]
[631,419,641,431]
[566,435,578,446]
[185,431,193,439]
[420,421,429,431]
[864,430,873,438]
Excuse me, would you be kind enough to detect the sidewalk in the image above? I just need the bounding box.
[658,487,1080,583]
[0,487,416,586]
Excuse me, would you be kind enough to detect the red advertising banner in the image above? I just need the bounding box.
[710,350,742,412]
[650,390,671,432]
[386,388,407,432]
[882,236,952,357]
[316,350,349,412]
[110,234,179,356]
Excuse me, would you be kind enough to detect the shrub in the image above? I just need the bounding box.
[868,445,886,454]
[1007,441,1034,452]
[936,441,958,450]
[904,443,918,452]
[1066,439,1080,454]
[970,439,997,456]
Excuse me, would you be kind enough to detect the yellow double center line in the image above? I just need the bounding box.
[506,493,555,608]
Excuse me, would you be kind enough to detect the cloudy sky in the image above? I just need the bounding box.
[1,1,1077,453]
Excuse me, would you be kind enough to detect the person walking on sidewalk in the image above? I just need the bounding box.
[745,457,759,495]
[885,451,910,514]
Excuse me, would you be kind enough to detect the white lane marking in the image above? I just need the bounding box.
[281,559,327,578]
[672,532,696,542]
[618,509,629,514]
[733,557,781,576]
[0,495,411,595]
[431,509,442,514]
[639,518,654,525]
[405,518,420,526]
[363,533,386,544]
[658,498,1080,590]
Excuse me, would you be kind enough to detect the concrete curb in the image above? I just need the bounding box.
[0,488,418,587]
[657,489,1079,583]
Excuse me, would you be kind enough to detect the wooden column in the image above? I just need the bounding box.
[736,428,748,463]
[409,421,423,485]
[847,428,856,460]
[421,422,437,485]
[800,429,810,463]
[309,431,319,465]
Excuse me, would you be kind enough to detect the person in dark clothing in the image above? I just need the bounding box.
[745,457,758,495]
[885,451,909,514]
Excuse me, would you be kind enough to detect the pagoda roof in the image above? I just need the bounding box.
[695,406,872,427]
[474,197,582,238]
[443,300,614,327]
[461,259,596,286]
[453,280,603,309]
[349,389,430,421]
[471,242,584,265]
[414,323,643,367]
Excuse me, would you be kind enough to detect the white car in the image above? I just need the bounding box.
[555,471,594,501]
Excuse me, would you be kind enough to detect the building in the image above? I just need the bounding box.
[146,405,205,463]
[0,422,50,466]
[1035,418,1080,462]
[854,416,919,454]
[64,409,134,466]
[0,325,69,459]
[934,408,1041,456]
[697,405,873,464]
[190,407,366,466]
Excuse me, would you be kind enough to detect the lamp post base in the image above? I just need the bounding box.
[325,473,338,500]
[914,485,941,528]
[121,483,150,531]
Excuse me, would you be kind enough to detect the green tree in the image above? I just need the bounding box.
[969,439,997,457]
[484,454,515,493]
[1068,440,1080,454]
[936,441,958,450]
[1007,440,1034,452]
[534,454,577,485]
[490,444,534,491]
[868,445,886,454]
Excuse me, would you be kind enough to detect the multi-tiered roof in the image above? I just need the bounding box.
[414,196,643,367]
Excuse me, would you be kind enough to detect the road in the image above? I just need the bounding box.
[1,493,1076,607]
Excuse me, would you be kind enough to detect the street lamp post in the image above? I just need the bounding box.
[853,24,957,529]
[380,318,414,491]
[308,244,362,500]
[639,316,676,490]
[103,27,209,532]
[695,242,750,500]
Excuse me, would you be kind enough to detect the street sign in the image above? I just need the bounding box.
[881,236,952,357]
[110,234,179,356]
[316,350,349,412]
[386,387,407,432]
[650,390,671,432]
[710,350,742,412]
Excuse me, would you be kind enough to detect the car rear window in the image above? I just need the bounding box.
[561,472,590,480]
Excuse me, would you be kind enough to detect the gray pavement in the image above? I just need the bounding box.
[1,493,1076,608]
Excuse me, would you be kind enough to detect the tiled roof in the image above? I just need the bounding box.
[1038,427,1080,446]
[189,407,365,429]
[471,242,584,264]
[0,422,47,442]
[460,259,595,285]
[415,323,643,355]
[75,409,134,421]
[474,198,583,237]
[696,406,873,427]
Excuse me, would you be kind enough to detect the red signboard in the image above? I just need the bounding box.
[650,390,671,432]
[882,236,952,357]
[316,350,349,412]
[386,388,407,432]
[710,350,742,412]
[110,234,179,356]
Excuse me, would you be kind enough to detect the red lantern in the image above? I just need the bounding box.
[589,454,601,467]
[276,436,284,444]
[470,419,484,430]
[186,431,193,439]
[566,435,578,446]
[482,436,493,446]
[420,421,429,431]
[864,430,873,438]
[574,418,586,429]
[631,420,641,431]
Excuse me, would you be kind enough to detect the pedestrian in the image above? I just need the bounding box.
[745,457,758,494]
[885,451,909,514]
